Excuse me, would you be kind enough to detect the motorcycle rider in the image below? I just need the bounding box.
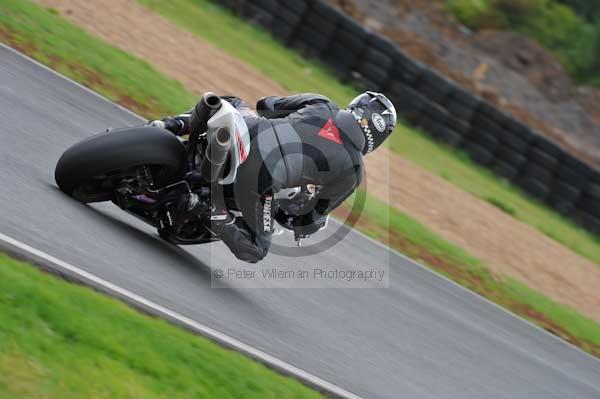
[149,91,397,263]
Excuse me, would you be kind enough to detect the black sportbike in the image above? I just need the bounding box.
[55,93,305,245]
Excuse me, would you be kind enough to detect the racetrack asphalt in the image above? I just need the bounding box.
[1,45,600,399]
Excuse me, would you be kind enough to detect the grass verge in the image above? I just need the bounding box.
[0,253,323,398]
[137,0,600,265]
[2,0,600,359]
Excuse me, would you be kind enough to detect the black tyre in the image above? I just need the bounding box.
[419,84,449,105]
[533,137,563,158]
[271,20,296,42]
[254,0,277,13]
[391,52,424,85]
[477,102,506,125]
[292,27,330,54]
[552,180,581,203]
[303,13,338,39]
[520,178,551,201]
[445,116,471,136]
[55,126,185,202]
[562,156,593,178]
[584,182,600,199]
[323,43,357,74]
[465,143,494,166]
[213,0,238,10]
[579,195,600,218]
[549,198,575,216]
[363,47,393,70]
[335,28,364,50]
[528,147,558,171]
[279,0,307,14]
[367,35,397,54]
[243,5,273,29]
[421,99,449,124]
[471,113,502,134]
[357,62,389,86]
[522,163,554,184]
[336,13,368,38]
[575,211,600,235]
[276,7,303,27]
[557,165,587,189]
[447,86,481,109]
[429,72,455,94]
[471,131,499,152]
[500,130,530,153]
[493,161,519,180]
[495,145,526,168]
[446,100,476,122]
[310,0,340,20]
[393,92,426,120]
[434,126,463,146]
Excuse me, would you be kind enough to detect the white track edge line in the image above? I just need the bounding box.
[3,42,600,366]
[0,232,362,399]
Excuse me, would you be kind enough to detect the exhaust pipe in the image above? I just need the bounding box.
[188,92,222,169]
[200,127,232,182]
[189,92,222,135]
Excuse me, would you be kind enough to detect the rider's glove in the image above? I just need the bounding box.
[148,120,165,129]
[148,118,185,134]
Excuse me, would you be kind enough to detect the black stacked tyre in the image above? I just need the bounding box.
[322,13,368,78]
[291,0,340,58]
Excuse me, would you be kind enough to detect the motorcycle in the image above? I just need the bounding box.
[55,93,323,246]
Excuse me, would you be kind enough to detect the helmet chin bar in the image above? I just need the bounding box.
[348,108,375,154]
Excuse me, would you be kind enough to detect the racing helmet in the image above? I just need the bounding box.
[347,91,397,155]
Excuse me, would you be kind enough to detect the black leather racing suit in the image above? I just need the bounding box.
[159,94,365,263]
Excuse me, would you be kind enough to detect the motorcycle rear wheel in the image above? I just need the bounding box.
[55,126,186,203]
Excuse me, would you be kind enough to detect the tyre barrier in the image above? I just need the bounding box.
[212,0,600,236]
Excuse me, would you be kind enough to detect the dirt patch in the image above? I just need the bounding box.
[34,0,600,323]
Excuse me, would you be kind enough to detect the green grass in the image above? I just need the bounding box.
[0,0,197,118]
[0,253,323,399]
[484,196,517,216]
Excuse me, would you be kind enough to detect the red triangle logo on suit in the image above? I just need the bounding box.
[318,118,343,144]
